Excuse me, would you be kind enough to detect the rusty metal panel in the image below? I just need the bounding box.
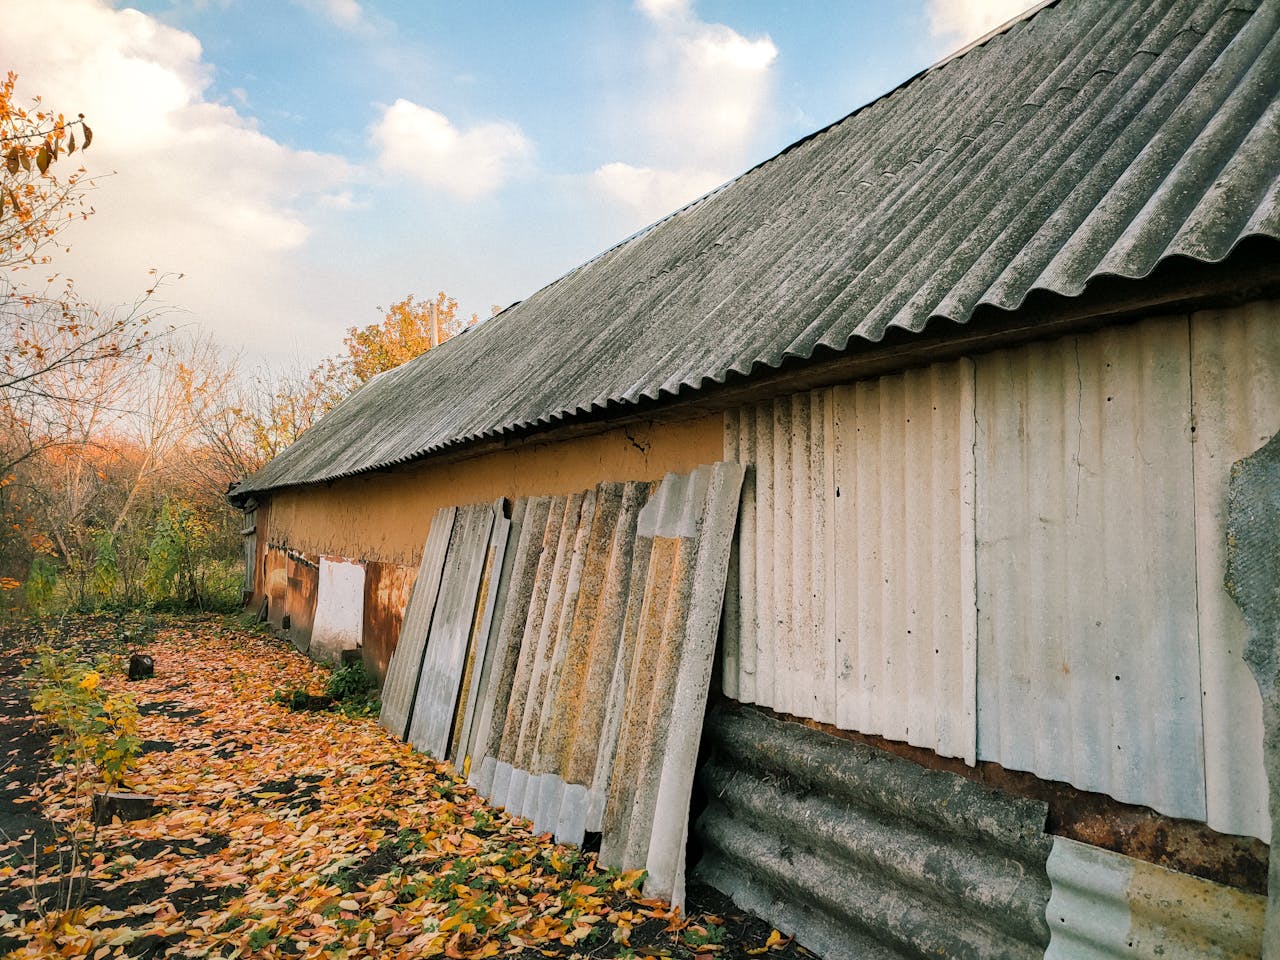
[379,505,455,740]
[360,561,417,686]
[407,500,499,759]
[695,706,1053,960]
[723,359,977,761]
[975,316,1205,820]
[309,557,364,665]
[284,551,319,652]
[1044,836,1265,959]
[1190,300,1280,843]
[265,544,288,630]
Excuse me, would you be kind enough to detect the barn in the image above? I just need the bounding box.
[230,0,1280,955]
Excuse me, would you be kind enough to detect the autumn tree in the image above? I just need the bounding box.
[311,292,479,409]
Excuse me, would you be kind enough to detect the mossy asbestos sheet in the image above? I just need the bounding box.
[379,463,743,909]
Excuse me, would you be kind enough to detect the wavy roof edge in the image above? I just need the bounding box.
[232,0,1280,502]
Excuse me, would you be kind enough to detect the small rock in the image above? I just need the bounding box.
[128,653,154,681]
[94,791,159,822]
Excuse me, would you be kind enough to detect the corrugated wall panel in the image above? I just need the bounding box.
[1044,836,1264,959]
[1190,300,1280,843]
[449,505,512,767]
[695,707,1053,960]
[407,501,498,759]
[379,506,455,739]
[723,359,976,760]
[469,497,551,796]
[975,316,1205,820]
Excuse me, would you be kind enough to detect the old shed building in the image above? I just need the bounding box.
[231,0,1280,955]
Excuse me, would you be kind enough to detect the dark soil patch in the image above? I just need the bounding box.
[137,700,203,720]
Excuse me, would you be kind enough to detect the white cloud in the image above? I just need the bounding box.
[592,162,725,224]
[589,2,776,231]
[0,0,354,358]
[293,0,364,29]
[634,0,778,168]
[373,99,533,199]
[926,0,1039,46]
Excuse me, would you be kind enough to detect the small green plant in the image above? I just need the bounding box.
[246,925,275,951]
[24,645,143,924]
[685,922,727,948]
[25,556,58,615]
[325,660,374,702]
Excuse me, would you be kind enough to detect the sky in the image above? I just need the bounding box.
[0,0,1035,367]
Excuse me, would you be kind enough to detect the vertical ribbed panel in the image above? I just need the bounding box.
[407,501,499,759]
[1190,300,1279,843]
[469,497,552,796]
[723,360,977,760]
[449,504,512,767]
[463,466,742,909]
[975,316,1205,820]
[1044,836,1264,959]
[379,505,455,740]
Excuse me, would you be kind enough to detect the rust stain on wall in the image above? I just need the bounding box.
[362,561,417,685]
[285,551,319,648]
[262,416,723,566]
[744,702,1269,894]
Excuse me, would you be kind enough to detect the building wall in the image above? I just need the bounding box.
[262,416,724,566]
[722,299,1280,844]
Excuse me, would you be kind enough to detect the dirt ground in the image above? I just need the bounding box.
[0,614,812,960]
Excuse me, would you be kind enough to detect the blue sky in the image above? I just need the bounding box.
[1,0,1030,365]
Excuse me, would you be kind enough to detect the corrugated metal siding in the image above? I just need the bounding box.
[722,359,977,761]
[1044,836,1265,958]
[1191,300,1280,842]
[379,506,455,740]
[234,0,1279,501]
[974,316,1205,820]
[695,707,1053,960]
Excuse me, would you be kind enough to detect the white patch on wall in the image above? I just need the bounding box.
[310,557,366,665]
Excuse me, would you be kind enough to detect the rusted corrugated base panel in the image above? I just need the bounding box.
[379,506,456,740]
[473,463,743,909]
[234,0,1280,503]
[309,557,365,665]
[361,560,417,687]
[407,500,501,759]
[722,357,977,762]
[694,706,1053,960]
[1044,836,1264,959]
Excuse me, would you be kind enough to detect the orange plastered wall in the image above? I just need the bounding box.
[261,415,724,565]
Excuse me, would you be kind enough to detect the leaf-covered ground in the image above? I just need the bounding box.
[0,615,812,960]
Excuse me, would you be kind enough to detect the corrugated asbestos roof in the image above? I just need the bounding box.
[234,0,1280,499]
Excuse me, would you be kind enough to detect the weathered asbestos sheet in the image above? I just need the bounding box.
[1044,836,1264,959]
[379,506,456,740]
[407,500,502,759]
[461,463,743,909]
[975,317,1205,822]
[695,707,1054,960]
[722,359,978,762]
[308,557,365,665]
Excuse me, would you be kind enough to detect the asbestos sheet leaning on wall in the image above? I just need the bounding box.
[379,505,457,740]
[383,462,744,909]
